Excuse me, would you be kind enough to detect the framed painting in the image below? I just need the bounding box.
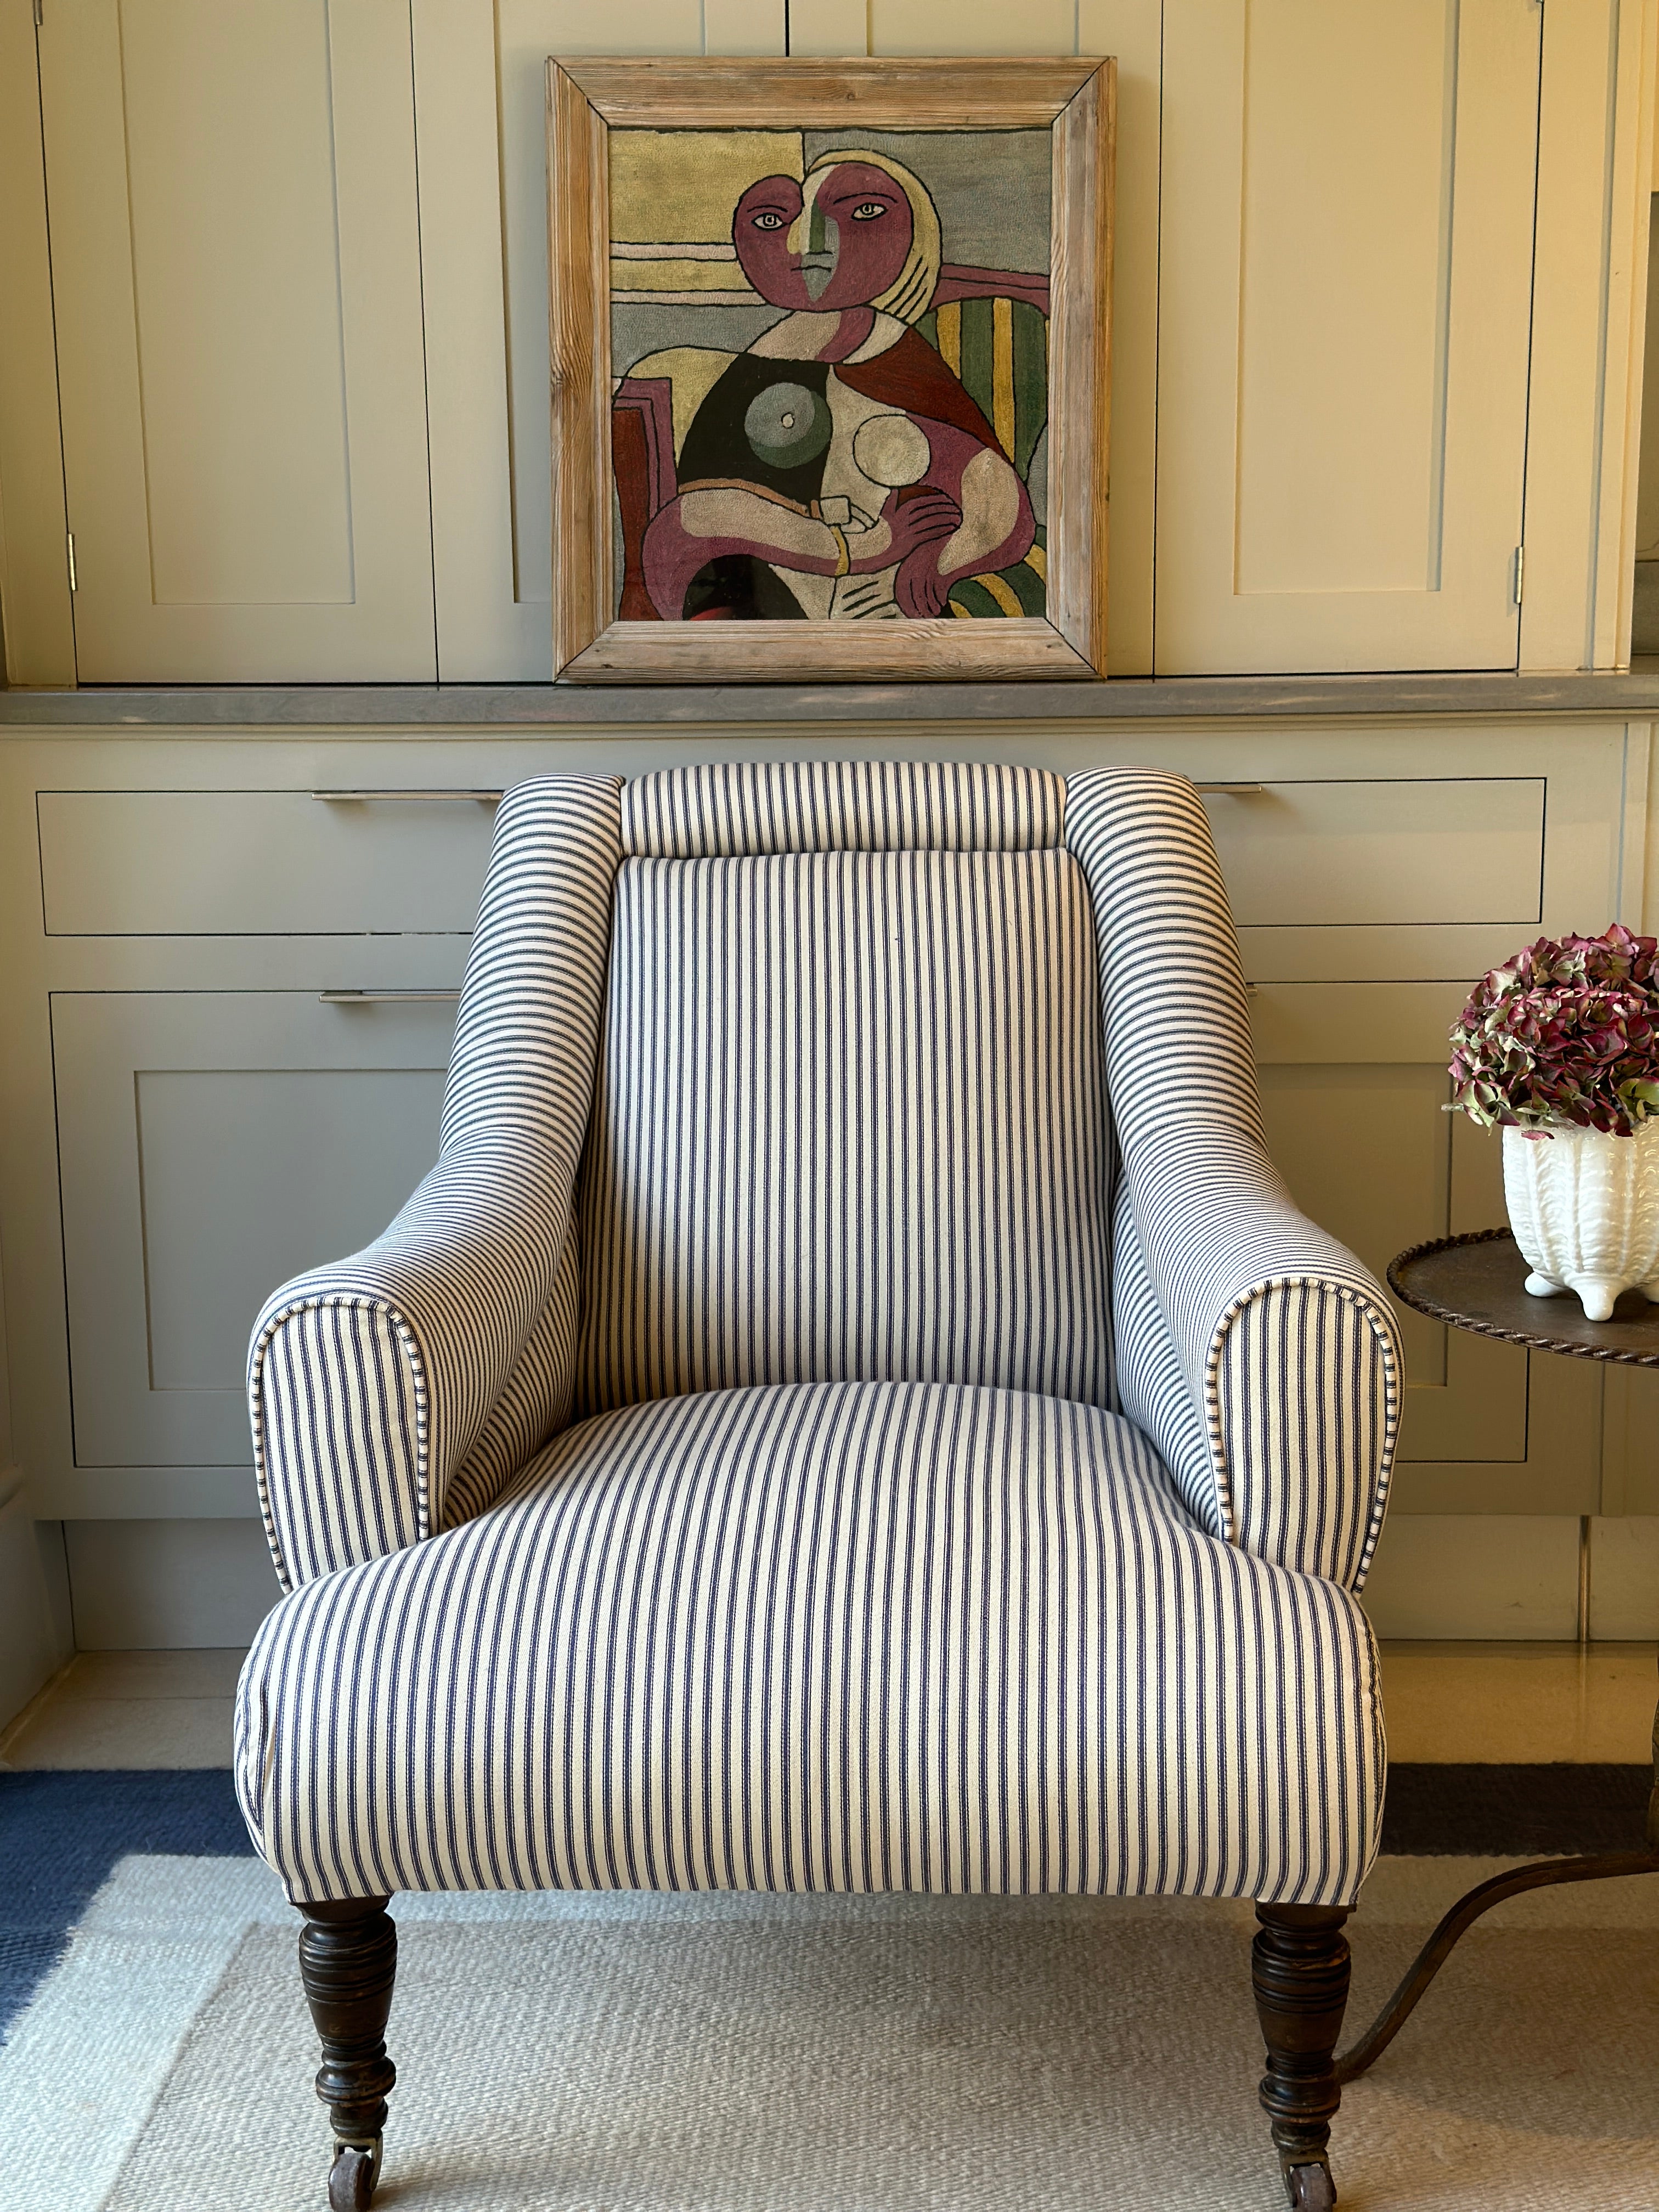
[546,58,1114,682]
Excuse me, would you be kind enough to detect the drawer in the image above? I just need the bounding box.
[38,788,500,935]
[1200,777,1544,928]
[53,990,455,1468]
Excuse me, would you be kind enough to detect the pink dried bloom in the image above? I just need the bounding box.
[1448,924,1659,1136]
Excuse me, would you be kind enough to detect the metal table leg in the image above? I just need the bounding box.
[1338,1663,1659,2086]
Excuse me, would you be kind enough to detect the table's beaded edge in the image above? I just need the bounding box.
[1386,1228,1659,1365]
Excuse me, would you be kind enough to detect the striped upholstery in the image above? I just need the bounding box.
[621,759,1065,858]
[1065,771,1401,1585]
[574,844,1114,1417]
[240,757,1401,1911]
[247,779,622,1590]
[236,1379,1383,1907]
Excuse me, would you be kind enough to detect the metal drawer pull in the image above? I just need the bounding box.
[309,789,504,803]
[319,990,462,1004]
[1194,782,1267,794]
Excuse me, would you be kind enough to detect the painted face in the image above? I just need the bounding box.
[732,161,915,312]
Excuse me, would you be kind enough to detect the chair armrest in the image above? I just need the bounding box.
[1115,1130,1402,1587]
[248,775,623,1591]
[249,1144,572,1591]
[1065,766,1403,1588]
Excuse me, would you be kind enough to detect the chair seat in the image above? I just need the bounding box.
[237,1380,1381,1908]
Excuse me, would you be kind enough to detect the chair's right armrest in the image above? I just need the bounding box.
[249,1141,574,1592]
[1065,766,1403,1590]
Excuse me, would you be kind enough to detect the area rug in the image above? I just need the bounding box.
[0,1771,254,2038]
[1,1849,1654,2212]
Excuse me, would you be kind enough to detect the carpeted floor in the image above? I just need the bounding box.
[0,1771,254,2039]
[1,1770,1654,2211]
[1,1863,1653,2212]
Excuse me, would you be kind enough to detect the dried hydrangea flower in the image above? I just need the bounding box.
[1448,923,1659,1136]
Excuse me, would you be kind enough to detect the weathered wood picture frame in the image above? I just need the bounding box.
[546,57,1114,683]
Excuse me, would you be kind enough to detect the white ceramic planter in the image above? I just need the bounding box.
[1503,1117,1659,1319]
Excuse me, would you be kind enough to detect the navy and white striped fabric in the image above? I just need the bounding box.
[247,779,622,1590]
[236,1379,1382,1906]
[1065,770,1401,1587]
[621,759,1065,858]
[239,758,1401,1908]
[574,844,1115,1416]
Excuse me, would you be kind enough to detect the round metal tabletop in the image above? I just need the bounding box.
[1387,1228,1659,1365]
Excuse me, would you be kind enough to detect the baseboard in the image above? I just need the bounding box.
[64,1517,281,1650]
[1589,1516,1659,1637]
[0,1471,74,1729]
[1363,1512,1659,1639]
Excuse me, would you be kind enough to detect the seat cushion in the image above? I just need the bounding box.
[238,1381,1382,1908]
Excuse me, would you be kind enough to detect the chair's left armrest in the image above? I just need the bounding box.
[249,773,624,1593]
[1116,1129,1404,1589]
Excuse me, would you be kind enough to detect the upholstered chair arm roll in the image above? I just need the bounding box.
[1112,1131,1401,1587]
[1066,767,1402,1589]
[248,778,623,1592]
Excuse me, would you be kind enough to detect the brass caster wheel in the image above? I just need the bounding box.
[1283,2158,1336,2211]
[328,2138,381,2211]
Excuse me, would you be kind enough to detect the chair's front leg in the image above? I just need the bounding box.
[296,1898,398,2211]
[1251,1903,1351,2210]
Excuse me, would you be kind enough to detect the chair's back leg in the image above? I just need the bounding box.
[296,1898,398,2210]
[1251,1903,1352,2210]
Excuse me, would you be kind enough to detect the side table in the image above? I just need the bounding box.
[1337,1228,1659,2081]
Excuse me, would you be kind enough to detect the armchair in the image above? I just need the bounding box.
[236,761,1400,2212]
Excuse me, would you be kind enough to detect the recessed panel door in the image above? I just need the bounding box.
[38,1,436,680]
[1156,0,1542,673]
[53,992,455,1474]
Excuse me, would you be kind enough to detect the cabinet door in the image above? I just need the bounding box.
[1155,0,1542,674]
[52,992,455,1475]
[1254,982,1602,1514]
[37,1,436,681]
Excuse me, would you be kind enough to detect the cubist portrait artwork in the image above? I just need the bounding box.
[610,128,1051,625]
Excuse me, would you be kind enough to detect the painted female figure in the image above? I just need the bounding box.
[631,150,1036,622]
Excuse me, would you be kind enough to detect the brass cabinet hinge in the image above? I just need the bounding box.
[66,530,76,593]
[1513,543,1525,607]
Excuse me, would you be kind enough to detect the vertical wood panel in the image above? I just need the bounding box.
[410,2,524,680]
[38,0,436,680]
[1522,0,1657,673]
[1157,0,1541,674]
[704,0,787,52]
[0,2,75,687]
[787,0,867,53]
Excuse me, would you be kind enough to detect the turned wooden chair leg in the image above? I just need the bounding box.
[1252,1903,1352,2211]
[297,1897,398,2212]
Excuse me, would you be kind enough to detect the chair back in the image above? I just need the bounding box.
[573,761,1116,1418]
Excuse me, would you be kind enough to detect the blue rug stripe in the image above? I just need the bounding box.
[3,1765,1649,2047]
[0,1771,255,2042]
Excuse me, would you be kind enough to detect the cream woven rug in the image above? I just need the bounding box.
[5,1858,1656,2211]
